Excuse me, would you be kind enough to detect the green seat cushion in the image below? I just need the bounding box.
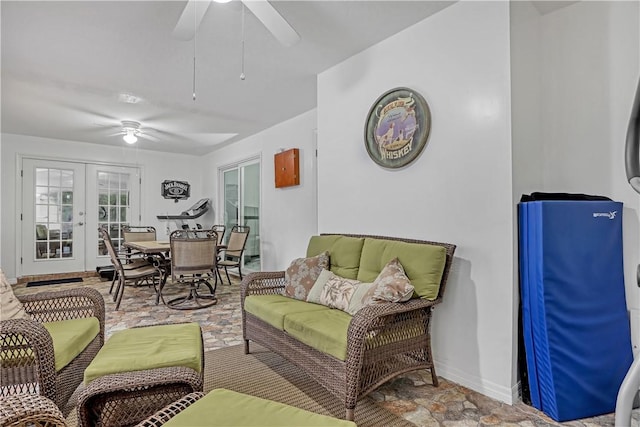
[163,389,356,427]
[306,235,364,279]
[84,322,202,384]
[357,238,447,300]
[42,317,100,372]
[244,295,329,330]
[284,309,351,361]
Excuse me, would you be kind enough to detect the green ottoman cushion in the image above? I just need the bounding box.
[84,322,202,384]
[306,235,365,279]
[43,317,100,372]
[284,309,351,361]
[244,294,329,330]
[163,389,357,427]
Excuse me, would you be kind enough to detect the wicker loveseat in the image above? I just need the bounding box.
[241,233,456,420]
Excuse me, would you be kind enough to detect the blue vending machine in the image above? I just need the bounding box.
[518,195,633,422]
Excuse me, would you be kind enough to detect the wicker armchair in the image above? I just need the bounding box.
[0,393,67,427]
[0,287,105,411]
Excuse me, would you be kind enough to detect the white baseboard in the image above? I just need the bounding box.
[435,359,517,405]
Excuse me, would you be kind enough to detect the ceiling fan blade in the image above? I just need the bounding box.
[139,132,160,142]
[172,0,212,41]
[242,0,300,47]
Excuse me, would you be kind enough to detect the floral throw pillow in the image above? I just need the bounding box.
[346,258,414,315]
[282,251,330,300]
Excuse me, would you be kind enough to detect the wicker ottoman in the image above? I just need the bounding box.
[137,389,357,427]
[77,323,204,427]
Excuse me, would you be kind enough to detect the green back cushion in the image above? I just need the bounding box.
[43,317,100,372]
[284,309,351,361]
[84,322,202,384]
[163,389,356,427]
[357,238,447,300]
[244,295,329,330]
[306,235,364,279]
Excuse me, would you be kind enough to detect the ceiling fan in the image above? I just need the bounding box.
[173,0,300,47]
[111,121,163,144]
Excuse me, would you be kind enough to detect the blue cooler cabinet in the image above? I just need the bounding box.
[518,199,633,421]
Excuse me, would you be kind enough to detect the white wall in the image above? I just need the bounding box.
[318,1,515,403]
[201,110,318,272]
[540,2,640,343]
[511,0,640,349]
[509,0,545,387]
[0,133,203,280]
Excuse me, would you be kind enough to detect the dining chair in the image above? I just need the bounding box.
[99,227,161,310]
[106,226,157,295]
[122,225,157,260]
[166,229,218,310]
[122,225,156,244]
[211,225,226,247]
[217,225,250,285]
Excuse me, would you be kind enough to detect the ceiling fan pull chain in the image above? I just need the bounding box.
[192,3,197,101]
[193,55,197,101]
[240,3,246,81]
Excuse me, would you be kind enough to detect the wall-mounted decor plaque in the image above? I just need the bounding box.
[364,87,431,169]
[161,180,190,202]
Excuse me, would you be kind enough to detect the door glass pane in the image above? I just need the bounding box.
[33,167,74,260]
[35,168,48,186]
[96,171,132,256]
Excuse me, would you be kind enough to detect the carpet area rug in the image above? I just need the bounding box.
[63,344,411,426]
[205,344,414,427]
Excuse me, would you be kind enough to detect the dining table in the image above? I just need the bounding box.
[123,239,228,305]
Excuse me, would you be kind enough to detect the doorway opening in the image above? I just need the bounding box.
[220,157,261,273]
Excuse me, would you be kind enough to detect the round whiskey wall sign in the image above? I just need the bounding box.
[364,87,431,169]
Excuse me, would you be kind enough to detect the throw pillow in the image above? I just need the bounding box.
[0,269,28,321]
[371,258,414,301]
[282,252,330,300]
[318,274,360,311]
[306,268,333,304]
[347,258,414,315]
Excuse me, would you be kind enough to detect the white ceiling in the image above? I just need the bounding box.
[1,0,455,155]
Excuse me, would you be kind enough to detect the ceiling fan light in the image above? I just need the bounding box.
[123,130,138,144]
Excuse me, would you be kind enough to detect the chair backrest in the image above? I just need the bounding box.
[99,227,124,275]
[211,225,226,246]
[225,225,250,258]
[170,229,218,279]
[122,226,156,243]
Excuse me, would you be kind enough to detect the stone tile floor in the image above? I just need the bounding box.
[14,274,640,427]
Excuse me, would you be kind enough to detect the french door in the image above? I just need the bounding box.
[86,164,141,271]
[22,159,86,275]
[221,158,261,273]
[21,158,140,276]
